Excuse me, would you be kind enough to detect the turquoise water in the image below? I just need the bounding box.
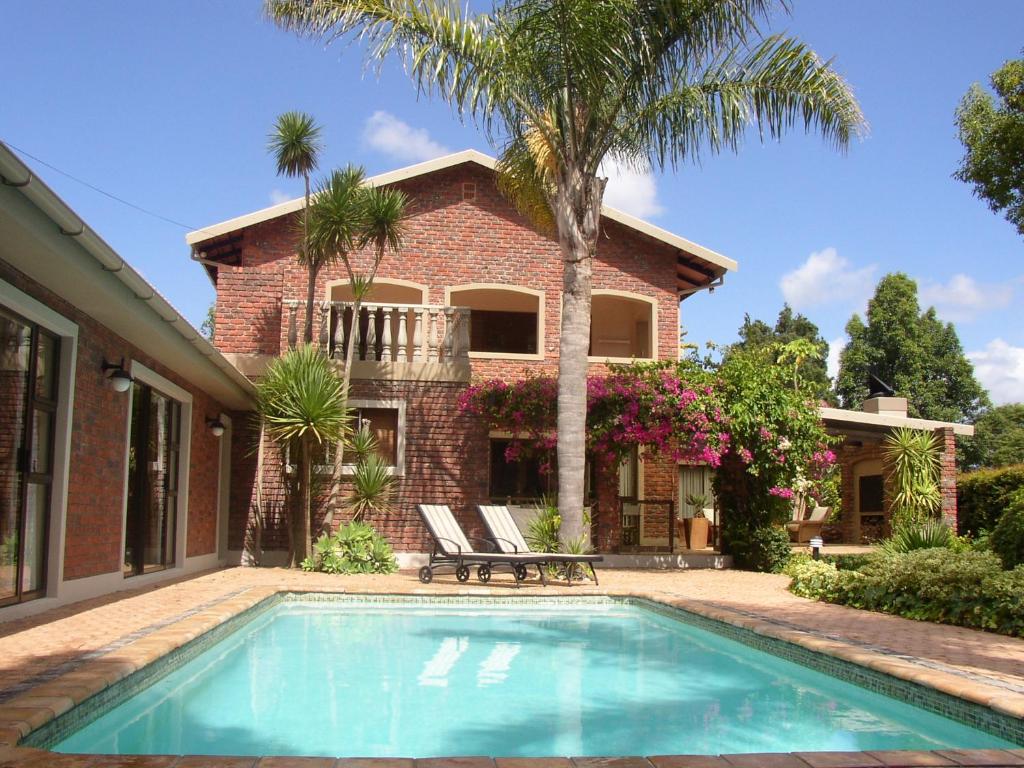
[53,601,1016,757]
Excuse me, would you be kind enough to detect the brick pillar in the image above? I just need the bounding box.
[595,461,621,553]
[935,426,958,530]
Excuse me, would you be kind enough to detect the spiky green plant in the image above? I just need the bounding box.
[255,344,350,565]
[881,521,953,555]
[348,452,396,520]
[884,427,942,530]
[268,111,323,343]
[266,0,865,547]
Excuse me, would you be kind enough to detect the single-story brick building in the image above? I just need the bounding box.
[0,142,254,620]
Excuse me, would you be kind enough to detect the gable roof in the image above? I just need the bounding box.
[186,149,737,296]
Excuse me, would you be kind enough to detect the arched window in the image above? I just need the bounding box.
[589,290,657,360]
[447,284,544,358]
[328,278,426,305]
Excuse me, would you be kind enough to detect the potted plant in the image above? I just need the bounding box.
[684,493,711,550]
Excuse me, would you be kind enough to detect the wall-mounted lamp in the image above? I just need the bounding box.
[206,417,226,438]
[101,358,133,393]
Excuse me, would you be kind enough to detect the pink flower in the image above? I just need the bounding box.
[769,486,795,499]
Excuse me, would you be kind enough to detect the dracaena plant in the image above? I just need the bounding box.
[255,344,350,565]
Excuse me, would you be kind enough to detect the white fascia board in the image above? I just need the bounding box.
[819,406,975,437]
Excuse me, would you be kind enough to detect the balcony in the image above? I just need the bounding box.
[283,300,471,382]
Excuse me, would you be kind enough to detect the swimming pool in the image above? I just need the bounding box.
[48,597,1018,757]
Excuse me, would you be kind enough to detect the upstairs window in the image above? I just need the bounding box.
[589,291,656,360]
[448,285,542,357]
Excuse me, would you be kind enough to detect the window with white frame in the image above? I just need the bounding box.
[314,399,406,476]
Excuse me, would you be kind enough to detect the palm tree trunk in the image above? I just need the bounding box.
[554,167,606,546]
[298,435,313,564]
[302,174,315,344]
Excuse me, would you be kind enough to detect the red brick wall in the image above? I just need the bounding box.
[214,164,682,366]
[0,259,228,580]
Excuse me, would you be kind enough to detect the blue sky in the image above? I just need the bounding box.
[3,1,1022,403]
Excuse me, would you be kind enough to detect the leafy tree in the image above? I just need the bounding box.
[836,273,989,423]
[955,54,1024,236]
[266,0,864,544]
[255,345,350,566]
[729,304,832,402]
[969,404,1024,469]
[268,111,324,343]
[200,303,215,341]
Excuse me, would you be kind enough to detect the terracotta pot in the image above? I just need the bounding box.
[685,517,710,550]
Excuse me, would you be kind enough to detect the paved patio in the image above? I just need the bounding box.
[0,567,1021,767]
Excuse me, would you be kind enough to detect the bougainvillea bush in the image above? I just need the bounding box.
[459,342,837,572]
[458,359,728,472]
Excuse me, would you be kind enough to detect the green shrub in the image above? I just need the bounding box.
[991,491,1024,569]
[526,500,562,554]
[822,552,873,571]
[726,525,791,573]
[881,521,952,555]
[788,544,1024,635]
[301,521,398,574]
[957,464,1024,535]
[784,556,840,599]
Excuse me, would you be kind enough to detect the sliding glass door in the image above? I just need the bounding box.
[0,307,59,606]
[123,382,181,577]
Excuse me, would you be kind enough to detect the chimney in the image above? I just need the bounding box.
[863,397,908,418]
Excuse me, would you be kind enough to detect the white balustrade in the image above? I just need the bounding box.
[317,302,470,363]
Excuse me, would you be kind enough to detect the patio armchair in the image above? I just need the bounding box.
[476,504,603,585]
[416,504,550,587]
[786,506,830,544]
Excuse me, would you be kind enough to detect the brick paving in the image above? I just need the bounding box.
[0,567,1021,767]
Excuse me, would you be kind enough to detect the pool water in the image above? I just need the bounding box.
[53,600,1016,757]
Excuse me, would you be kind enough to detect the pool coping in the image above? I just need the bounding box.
[0,585,1020,765]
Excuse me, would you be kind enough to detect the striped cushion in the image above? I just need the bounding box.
[417,504,474,554]
[477,505,531,554]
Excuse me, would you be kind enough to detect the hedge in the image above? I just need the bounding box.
[785,549,1024,637]
[956,464,1024,534]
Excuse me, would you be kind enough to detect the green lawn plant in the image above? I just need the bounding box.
[255,344,350,566]
[267,0,863,548]
[302,520,398,574]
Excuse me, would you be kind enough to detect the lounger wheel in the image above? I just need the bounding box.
[455,565,471,582]
[477,564,491,583]
[514,564,528,581]
[418,566,433,584]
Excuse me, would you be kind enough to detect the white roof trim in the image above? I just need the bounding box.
[819,407,974,437]
[186,149,737,273]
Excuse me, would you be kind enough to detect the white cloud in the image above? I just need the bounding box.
[826,336,846,381]
[779,247,876,311]
[599,157,663,219]
[968,339,1024,405]
[269,188,292,205]
[362,111,450,163]
[919,274,1014,323]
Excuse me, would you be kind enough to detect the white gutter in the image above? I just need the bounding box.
[0,142,255,407]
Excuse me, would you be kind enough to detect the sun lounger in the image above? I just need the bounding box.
[476,504,603,585]
[416,504,550,587]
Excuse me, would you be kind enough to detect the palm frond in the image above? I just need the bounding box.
[496,135,556,233]
[255,344,351,446]
[268,111,323,179]
[305,166,367,269]
[359,185,408,255]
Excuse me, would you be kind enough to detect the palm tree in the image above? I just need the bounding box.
[266,0,865,544]
[255,344,350,565]
[268,111,324,344]
[306,166,407,518]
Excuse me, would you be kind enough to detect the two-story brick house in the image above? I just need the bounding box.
[187,150,737,563]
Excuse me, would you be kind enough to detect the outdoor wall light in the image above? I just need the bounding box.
[206,417,226,438]
[101,358,133,393]
[809,536,824,560]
